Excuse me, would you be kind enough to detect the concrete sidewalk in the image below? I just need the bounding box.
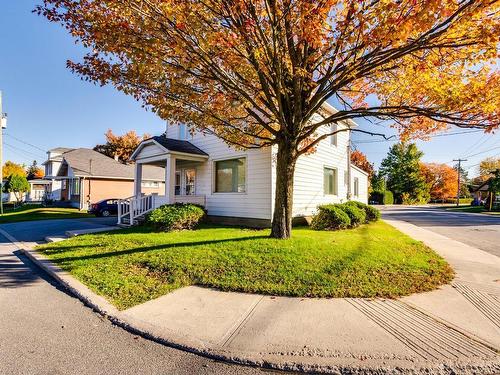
[16,220,500,374]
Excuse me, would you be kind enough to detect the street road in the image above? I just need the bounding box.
[382,206,500,257]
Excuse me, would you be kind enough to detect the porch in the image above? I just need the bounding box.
[118,136,209,225]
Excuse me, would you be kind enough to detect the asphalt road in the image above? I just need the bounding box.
[382,206,500,257]
[0,219,273,375]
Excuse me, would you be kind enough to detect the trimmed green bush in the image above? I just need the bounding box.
[346,201,381,222]
[364,205,381,222]
[146,203,205,231]
[311,204,351,230]
[340,203,366,227]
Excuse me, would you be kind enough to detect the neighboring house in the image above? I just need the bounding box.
[472,178,500,206]
[43,147,74,201]
[43,148,165,210]
[27,179,51,202]
[122,103,369,226]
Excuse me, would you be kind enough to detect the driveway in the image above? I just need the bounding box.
[382,206,500,257]
[0,216,118,243]
[0,218,267,375]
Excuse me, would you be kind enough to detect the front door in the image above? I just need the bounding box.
[174,168,196,196]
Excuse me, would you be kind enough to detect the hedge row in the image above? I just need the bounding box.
[311,201,380,231]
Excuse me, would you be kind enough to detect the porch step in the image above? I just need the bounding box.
[120,215,146,226]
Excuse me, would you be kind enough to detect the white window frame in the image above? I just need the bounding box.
[323,166,338,196]
[212,156,247,194]
[353,177,359,198]
[330,123,338,147]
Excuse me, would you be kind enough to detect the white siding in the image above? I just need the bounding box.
[137,143,165,159]
[272,115,352,217]
[166,124,273,220]
[351,166,369,204]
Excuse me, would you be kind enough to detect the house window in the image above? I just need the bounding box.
[353,177,359,197]
[70,178,80,195]
[185,169,196,195]
[141,181,159,188]
[175,172,181,195]
[330,123,338,146]
[324,167,337,195]
[46,163,52,176]
[215,158,246,193]
[179,124,188,140]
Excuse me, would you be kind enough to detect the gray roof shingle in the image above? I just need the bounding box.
[152,136,208,156]
[58,148,164,180]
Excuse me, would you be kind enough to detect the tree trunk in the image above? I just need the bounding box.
[270,140,297,239]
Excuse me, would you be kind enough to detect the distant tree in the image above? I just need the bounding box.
[350,150,374,179]
[4,174,30,203]
[479,157,500,181]
[380,143,429,204]
[420,163,458,201]
[94,129,150,163]
[2,161,26,179]
[26,160,45,180]
[370,171,386,192]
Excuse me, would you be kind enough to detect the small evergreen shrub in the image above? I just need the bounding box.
[146,203,205,231]
[339,203,366,227]
[311,204,351,230]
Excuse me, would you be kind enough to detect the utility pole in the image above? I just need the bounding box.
[0,91,7,215]
[453,159,467,207]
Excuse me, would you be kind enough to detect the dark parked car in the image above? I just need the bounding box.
[88,199,119,217]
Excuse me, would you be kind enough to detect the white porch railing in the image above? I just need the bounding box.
[117,194,206,226]
[117,194,156,226]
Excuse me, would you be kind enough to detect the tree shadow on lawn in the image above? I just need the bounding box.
[48,235,270,264]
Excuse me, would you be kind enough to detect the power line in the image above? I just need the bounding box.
[4,133,47,153]
[353,129,483,144]
[462,145,500,159]
[4,142,45,160]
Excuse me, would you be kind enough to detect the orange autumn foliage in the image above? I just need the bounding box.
[350,150,374,179]
[420,163,458,200]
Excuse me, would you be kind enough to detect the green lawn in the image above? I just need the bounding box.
[0,204,91,223]
[37,221,453,310]
[444,205,500,215]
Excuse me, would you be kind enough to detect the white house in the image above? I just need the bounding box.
[120,103,369,227]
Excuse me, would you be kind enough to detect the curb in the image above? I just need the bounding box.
[9,230,500,374]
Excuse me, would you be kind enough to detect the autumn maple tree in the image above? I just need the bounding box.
[420,163,458,201]
[350,150,374,179]
[37,0,499,238]
[94,129,150,163]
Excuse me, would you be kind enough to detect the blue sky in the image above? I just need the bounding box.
[1,1,498,177]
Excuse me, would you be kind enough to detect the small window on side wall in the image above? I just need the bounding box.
[354,177,359,197]
[330,123,338,146]
[324,167,337,195]
[215,158,246,193]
